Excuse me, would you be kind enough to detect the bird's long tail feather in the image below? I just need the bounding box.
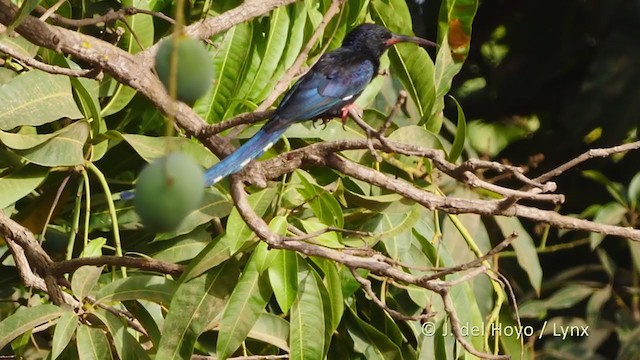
[204,125,287,186]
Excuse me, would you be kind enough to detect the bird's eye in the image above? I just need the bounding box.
[379,33,387,39]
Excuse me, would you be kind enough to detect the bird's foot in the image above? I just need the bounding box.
[340,103,363,130]
[312,118,331,130]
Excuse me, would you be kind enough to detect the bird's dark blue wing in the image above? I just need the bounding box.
[204,50,377,185]
[270,50,376,128]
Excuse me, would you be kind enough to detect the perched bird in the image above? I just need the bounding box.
[204,23,437,185]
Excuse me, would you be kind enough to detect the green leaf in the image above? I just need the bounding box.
[290,261,326,360]
[447,96,467,162]
[255,3,307,101]
[255,227,280,272]
[94,275,177,306]
[295,170,344,227]
[312,258,343,336]
[81,238,106,257]
[156,261,239,360]
[76,325,113,360]
[0,165,48,208]
[194,22,253,122]
[51,311,78,360]
[154,189,233,240]
[0,36,39,58]
[583,170,628,207]
[122,301,162,349]
[152,227,211,263]
[0,129,57,149]
[345,306,402,360]
[71,265,103,300]
[224,187,276,253]
[268,249,299,313]
[93,309,150,360]
[216,252,273,360]
[100,79,137,117]
[467,116,540,157]
[427,0,478,132]
[370,0,436,129]
[100,0,154,116]
[182,236,234,281]
[15,120,90,167]
[0,304,64,349]
[0,71,83,130]
[248,313,290,351]
[495,216,543,294]
[121,134,218,168]
[244,7,290,103]
[299,218,343,248]
[589,202,627,248]
[628,172,640,209]
[586,285,611,326]
[519,284,594,318]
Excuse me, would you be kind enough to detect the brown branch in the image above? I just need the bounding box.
[140,0,301,63]
[4,237,79,307]
[0,42,102,79]
[533,140,640,184]
[322,153,640,241]
[35,6,175,28]
[229,179,507,358]
[440,290,510,360]
[199,110,275,138]
[380,90,407,134]
[284,226,371,242]
[0,212,66,305]
[420,233,518,281]
[51,256,184,277]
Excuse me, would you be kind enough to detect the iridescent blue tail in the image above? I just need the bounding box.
[204,125,287,186]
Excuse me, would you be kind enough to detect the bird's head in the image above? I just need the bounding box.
[342,23,438,58]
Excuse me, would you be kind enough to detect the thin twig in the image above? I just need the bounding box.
[534,140,640,184]
[0,42,103,79]
[51,256,184,277]
[380,90,407,135]
[418,232,518,281]
[440,290,510,360]
[284,226,372,242]
[350,268,433,321]
[35,6,175,28]
[199,110,275,138]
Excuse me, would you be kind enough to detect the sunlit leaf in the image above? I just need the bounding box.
[0,165,48,208]
[290,261,326,360]
[495,216,543,294]
[15,120,90,167]
[247,313,290,351]
[224,187,277,253]
[51,311,78,360]
[71,265,103,300]
[0,71,83,130]
[269,249,299,313]
[93,309,150,360]
[156,261,239,360]
[216,252,273,360]
[447,96,467,162]
[94,275,177,306]
[76,324,112,360]
[0,304,64,349]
